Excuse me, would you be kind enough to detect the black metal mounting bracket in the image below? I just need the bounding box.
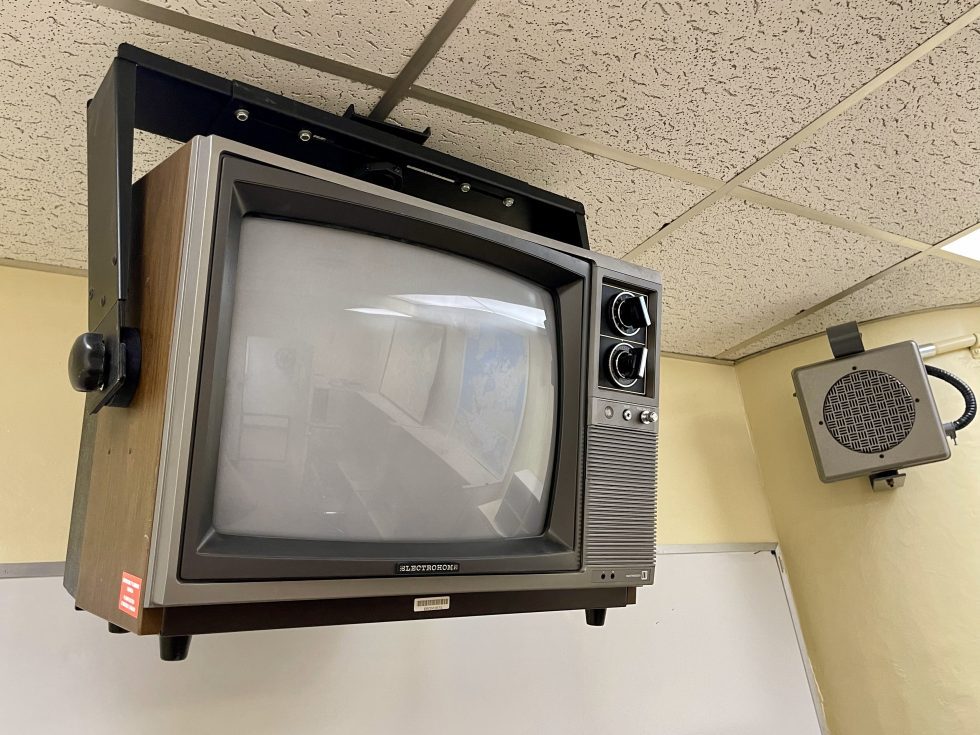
[869,469,906,491]
[827,321,866,360]
[71,44,590,413]
[342,105,432,145]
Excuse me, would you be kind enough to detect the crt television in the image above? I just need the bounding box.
[66,135,661,660]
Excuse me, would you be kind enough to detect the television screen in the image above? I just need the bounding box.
[211,216,559,543]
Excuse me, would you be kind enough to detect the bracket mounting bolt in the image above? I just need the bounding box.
[234,108,249,122]
[503,197,515,207]
[298,129,312,142]
[460,182,471,193]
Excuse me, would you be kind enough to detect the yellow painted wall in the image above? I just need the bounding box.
[736,307,980,735]
[0,266,775,563]
[658,357,775,544]
[0,266,86,562]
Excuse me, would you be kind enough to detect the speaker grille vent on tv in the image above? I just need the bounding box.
[584,425,657,568]
[822,369,916,453]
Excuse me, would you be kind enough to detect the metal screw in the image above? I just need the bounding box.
[234,108,249,122]
[503,197,515,207]
[88,288,94,301]
[100,295,106,307]
[460,182,471,193]
[298,129,312,142]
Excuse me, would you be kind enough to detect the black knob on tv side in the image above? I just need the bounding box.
[610,291,651,337]
[607,342,648,389]
[68,332,108,392]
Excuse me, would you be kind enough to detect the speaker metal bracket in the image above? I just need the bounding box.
[869,469,906,491]
[827,321,865,359]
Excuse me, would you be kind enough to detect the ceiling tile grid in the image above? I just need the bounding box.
[935,246,980,270]
[634,198,918,356]
[142,0,451,76]
[728,254,980,358]
[416,0,978,180]
[0,0,380,268]
[388,98,709,258]
[2,0,977,361]
[749,19,980,246]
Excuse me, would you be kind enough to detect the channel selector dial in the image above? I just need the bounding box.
[609,291,651,338]
[607,342,648,389]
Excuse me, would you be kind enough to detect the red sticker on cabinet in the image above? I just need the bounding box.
[118,572,142,618]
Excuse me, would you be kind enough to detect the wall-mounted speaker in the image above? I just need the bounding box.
[792,323,975,486]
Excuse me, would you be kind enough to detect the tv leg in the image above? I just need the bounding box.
[108,622,128,634]
[159,635,192,662]
[585,608,607,626]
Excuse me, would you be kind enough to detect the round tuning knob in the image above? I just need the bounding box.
[609,291,651,337]
[607,342,648,389]
[68,332,108,393]
[639,409,657,425]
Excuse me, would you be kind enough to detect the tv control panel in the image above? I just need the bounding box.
[583,272,659,589]
[589,397,659,433]
[596,281,656,397]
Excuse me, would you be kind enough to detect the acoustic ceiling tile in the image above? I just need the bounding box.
[634,198,917,357]
[0,0,380,268]
[142,0,451,76]
[0,131,180,271]
[750,21,980,245]
[417,0,977,180]
[389,98,709,258]
[728,254,980,358]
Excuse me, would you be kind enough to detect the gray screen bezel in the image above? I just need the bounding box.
[177,155,590,581]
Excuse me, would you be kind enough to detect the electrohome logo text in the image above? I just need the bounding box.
[396,562,460,575]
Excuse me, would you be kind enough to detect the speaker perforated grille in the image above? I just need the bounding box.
[823,370,915,453]
[584,425,657,567]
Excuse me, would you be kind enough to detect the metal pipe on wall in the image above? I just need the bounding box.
[918,333,979,359]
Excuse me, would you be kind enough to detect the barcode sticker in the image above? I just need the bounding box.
[413,596,450,612]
